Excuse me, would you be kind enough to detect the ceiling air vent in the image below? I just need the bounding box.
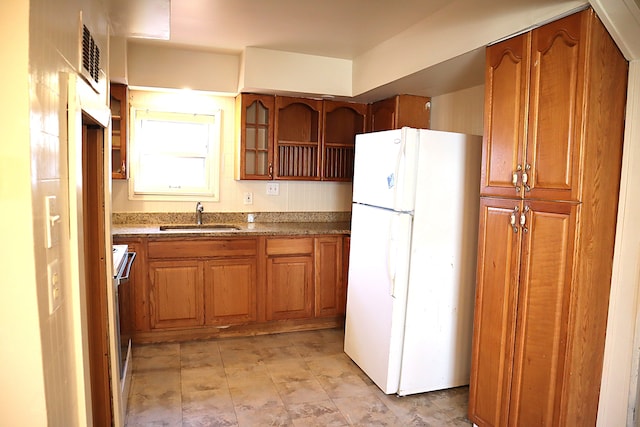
[82,24,101,86]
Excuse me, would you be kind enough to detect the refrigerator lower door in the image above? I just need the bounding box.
[344,203,412,394]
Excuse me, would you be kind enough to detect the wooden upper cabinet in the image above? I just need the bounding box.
[110,83,129,179]
[481,12,590,202]
[322,100,367,181]
[370,94,431,132]
[480,34,530,199]
[236,93,275,180]
[525,14,584,202]
[274,96,323,180]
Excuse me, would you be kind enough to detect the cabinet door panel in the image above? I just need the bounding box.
[480,34,530,198]
[314,237,343,317]
[149,261,204,329]
[526,12,583,201]
[508,201,577,426]
[238,94,274,180]
[468,198,522,426]
[204,258,257,325]
[266,255,313,320]
[370,97,396,131]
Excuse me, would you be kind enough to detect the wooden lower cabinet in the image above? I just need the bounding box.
[119,234,347,341]
[469,198,587,426]
[205,258,257,325]
[265,237,314,320]
[149,260,204,329]
[314,236,344,317]
[266,255,314,320]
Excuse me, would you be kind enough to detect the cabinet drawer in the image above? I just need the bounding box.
[266,237,313,256]
[148,238,257,259]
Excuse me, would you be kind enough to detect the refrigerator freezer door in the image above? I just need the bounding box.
[344,203,413,394]
[352,128,419,212]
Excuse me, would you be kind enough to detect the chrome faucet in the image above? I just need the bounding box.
[195,201,204,225]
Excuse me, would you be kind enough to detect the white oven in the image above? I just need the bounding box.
[112,244,136,408]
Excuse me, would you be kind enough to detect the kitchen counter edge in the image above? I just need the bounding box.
[112,221,351,238]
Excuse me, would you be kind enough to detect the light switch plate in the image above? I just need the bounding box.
[48,260,62,314]
[266,182,279,196]
[44,195,60,249]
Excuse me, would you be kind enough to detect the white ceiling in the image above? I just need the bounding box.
[110,0,453,59]
[108,0,640,100]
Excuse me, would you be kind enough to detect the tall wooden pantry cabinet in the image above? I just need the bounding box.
[468,8,628,427]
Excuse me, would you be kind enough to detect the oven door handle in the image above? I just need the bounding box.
[117,252,136,284]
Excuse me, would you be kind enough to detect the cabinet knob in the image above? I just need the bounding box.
[510,206,520,233]
[513,164,522,193]
[522,164,531,192]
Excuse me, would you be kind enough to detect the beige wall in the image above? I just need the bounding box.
[430,85,484,136]
[0,2,48,425]
[127,42,240,94]
[7,0,110,425]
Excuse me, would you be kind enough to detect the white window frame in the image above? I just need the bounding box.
[128,108,221,201]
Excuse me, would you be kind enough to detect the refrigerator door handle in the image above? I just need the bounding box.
[391,137,404,209]
[387,213,400,297]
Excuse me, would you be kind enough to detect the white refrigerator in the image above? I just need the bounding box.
[344,127,482,396]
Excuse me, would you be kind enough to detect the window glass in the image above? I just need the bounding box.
[129,109,221,200]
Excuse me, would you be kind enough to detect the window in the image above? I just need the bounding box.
[129,109,221,200]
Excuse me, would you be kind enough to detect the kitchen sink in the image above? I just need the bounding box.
[159,224,241,231]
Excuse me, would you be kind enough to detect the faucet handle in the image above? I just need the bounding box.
[196,201,203,212]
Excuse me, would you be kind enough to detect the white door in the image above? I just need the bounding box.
[344,203,413,394]
[352,128,419,212]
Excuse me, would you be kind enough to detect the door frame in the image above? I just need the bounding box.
[67,74,123,426]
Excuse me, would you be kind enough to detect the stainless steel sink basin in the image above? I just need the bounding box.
[159,224,241,231]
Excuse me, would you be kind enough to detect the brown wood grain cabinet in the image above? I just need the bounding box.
[274,96,323,180]
[236,94,367,181]
[314,236,344,317]
[110,83,128,179]
[146,238,259,330]
[468,8,628,427]
[204,258,257,325]
[369,94,431,132]
[265,237,315,320]
[115,234,347,341]
[235,93,275,180]
[149,260,204,329]
[322,100,368,181]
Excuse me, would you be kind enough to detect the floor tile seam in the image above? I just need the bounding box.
[305,362,364,426]
[179,341,239,425]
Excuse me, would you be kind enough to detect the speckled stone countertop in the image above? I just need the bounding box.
[112,212,351,238]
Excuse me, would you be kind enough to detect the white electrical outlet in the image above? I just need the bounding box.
[266,182,279,195]
[243,192,253,205]
[48,260,62,314]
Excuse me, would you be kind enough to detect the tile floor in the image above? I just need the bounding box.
[125,328,472,426]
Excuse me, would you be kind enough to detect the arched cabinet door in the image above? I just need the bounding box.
[480,32,530,199]
[237,93,275,180]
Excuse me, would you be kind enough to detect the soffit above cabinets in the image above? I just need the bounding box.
[109,0,170,40]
